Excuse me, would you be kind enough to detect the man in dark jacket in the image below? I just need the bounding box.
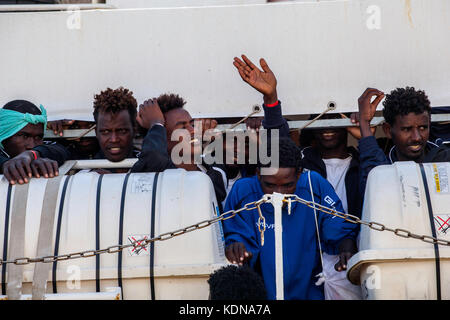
[301,114,363,220]
[357,87,450,193]
[28,87,141,174]
[226,54,289,194]
[232,55,363,220]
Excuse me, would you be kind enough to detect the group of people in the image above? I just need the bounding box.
[1,54,449,300]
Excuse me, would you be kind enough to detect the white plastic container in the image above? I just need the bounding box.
[347,161,450,300]
[0,169,227,300]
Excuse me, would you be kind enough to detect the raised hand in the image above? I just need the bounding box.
[136,98,165,130]
[245,117,263,131]
[195,118,218,135]
[233,54,278,105]
[357,88,385,138]
[341,112,376,140]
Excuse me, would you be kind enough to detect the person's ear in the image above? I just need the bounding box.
[382,122,392,139]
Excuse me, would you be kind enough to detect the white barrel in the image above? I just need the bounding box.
[0,169,228,300]
[347,161,450,300]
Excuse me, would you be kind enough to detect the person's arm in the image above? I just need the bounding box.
[0,153,9,172]
[33,141,73,165]
[262,100,289,137]
[342,112,376,140]
[233,54,289,137]
[357,88,384,139]
[131,124,176,173]
[1,150,59,184]
[202,164,227,210]
[356,88,390,192]
[222,182,260,266]
[131,98,176,173]
[358,135,390,192]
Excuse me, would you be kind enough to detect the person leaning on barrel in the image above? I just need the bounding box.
[0,100,59,185]
[25,87,142,174]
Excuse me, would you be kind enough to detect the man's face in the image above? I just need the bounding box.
[70,120,99,156]
[96,110,135,162]
[313,127,347,151]
[164,108,199,158]
[2,123,44,157]
[258,167,299,195]
[384,111,430,161]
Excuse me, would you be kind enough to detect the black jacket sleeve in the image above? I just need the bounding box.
[357,136,390,195]
[261,101,290,138]
[131,125,227,211]
[202,164,227,211]
[130,124,176,173]
[0,154,9,172]
[33,141,73,166]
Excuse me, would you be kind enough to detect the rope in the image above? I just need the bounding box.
[307,170,325,286]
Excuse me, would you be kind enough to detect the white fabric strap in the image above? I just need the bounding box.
[31,161,76,300]
[271,192,285,300]
[6,183,30,300]
[308,170,326,287]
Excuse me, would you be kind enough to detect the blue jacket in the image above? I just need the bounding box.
[222,172,358,300]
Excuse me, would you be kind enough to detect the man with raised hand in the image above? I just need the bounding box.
[220,55,290,197]
[357,87,450,192]
[131,93,227,209]
[233,54,289,138]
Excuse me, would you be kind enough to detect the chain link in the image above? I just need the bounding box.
[1,193,449,267]
[0,198,269,267]
[284,194,450,247]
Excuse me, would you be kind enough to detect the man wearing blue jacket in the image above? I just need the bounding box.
[222,137,359,300]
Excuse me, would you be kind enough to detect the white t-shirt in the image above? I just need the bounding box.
[322,156,352,214]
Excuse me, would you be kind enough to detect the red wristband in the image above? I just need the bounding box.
[265,100,279,107]
[30,150,38,160]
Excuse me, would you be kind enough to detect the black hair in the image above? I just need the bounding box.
[3,100,41,114]
[382,87,431,126]
[257,136,302,172]
[157,93,186,114]
[208,265,267,300]
[93,87,137,127]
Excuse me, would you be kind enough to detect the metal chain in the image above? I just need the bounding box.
[1,192,448,267]
[283,194,450,246]
[0,198,269,267]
